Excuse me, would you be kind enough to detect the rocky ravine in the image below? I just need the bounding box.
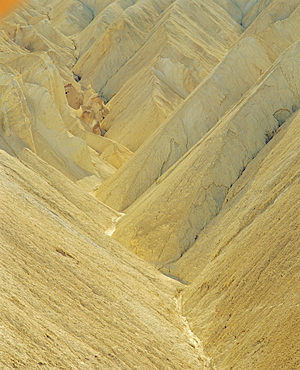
[0,0,299,369]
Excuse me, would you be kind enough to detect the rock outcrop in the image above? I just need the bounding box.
[112,41,300,264]
[1,0,299,369]
[90,0,243,151]
[97,2,300,211]
[0,4,133,187]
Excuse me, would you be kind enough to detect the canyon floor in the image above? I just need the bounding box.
[0,0,299,369]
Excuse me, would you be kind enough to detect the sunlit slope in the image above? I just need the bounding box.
[181,111,300,368]
[112,41,300,265]
[96,3,300,211]
[168,106,300,283]
[73,0,175,92]
[0,52,117,190]
[0,149,209,369]
[75,0,242,152]
[0,3,133,192]
[0,1,299,369]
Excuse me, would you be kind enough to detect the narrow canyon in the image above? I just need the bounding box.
[0,0,299,369]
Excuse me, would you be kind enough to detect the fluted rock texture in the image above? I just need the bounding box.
[0,0,299,369]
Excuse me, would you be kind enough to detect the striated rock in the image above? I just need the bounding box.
[73,0,175,93]
[48,0,94,36]
[99,0,242,151]
[0,149,209,369]
[242,0,300,32]
[180,109,300,368]
[0,51,99,182]
[73,0,242,152]
[96,35,272,211]
[166,108,300,282]
[0,4,134,188]
[0,10,77,81]
[1,0,299,369]
[97,3,300,211]
[112,41,300,264]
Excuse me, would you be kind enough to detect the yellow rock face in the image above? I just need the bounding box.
[0,149,209,369]
[1,0,299,369]
[181,116,300,368]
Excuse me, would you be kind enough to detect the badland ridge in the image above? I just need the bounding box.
[0,0,299,368]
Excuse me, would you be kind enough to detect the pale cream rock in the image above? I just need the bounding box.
[101,0,243,100]
[19,147,122,233]
[249,5,300,62]
[0,51,99,179]
[166,109,300,282]
[73,0,174,92]
[65,85,133,169]
[0,74,34,151]
[0,2,78,81]
[0,52,71,115]
[96,36,271,211]
[0,29,28,53]
[47,0,94,36]
[25,82,96,175]
[1,1,299,369]
[102,68,184,151]
[242,0,300,34]
[74,1,131,58]
[97,4,300,211]
[66,120,133,170]
[112,41,300,264]
[183,186,300,369]
[82,0,118,16]
[0,28,130,182]
[99,0,243,151]
[234,0,261,16]
[83,132,133,169]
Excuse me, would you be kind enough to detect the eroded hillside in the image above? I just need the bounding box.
[0,0,299,369]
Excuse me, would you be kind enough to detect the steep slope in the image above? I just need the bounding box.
[180,109,300,368]
[1,0,299,369]
[73,0,175,92]
[0,0,78,82]
[0,150,210,369]
[112,41,300,265]
[0,51,116,190]
[75,0,242,152]
[0,4,133,191]
[97,2,300,210]
[183,181,299,369]
[168,103,300,282]
[242,0,300,32]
